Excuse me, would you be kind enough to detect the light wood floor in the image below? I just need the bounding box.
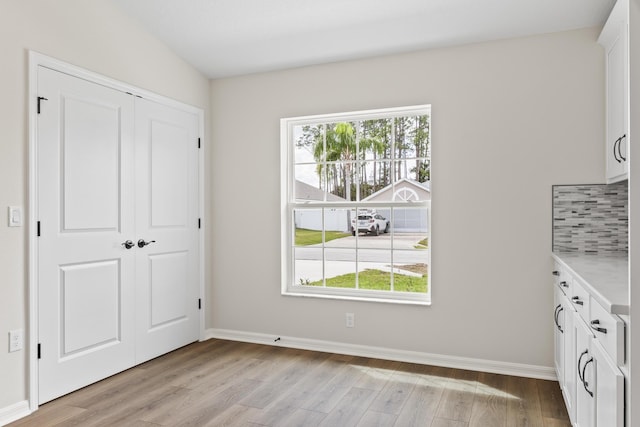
[11,339,571,427]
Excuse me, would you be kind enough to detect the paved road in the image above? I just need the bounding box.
[295,247,428,263]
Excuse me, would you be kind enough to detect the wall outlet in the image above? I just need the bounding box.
[9,329,23,352]
[345,312,355,328]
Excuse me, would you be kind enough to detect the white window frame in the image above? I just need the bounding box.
[280,105,431,305]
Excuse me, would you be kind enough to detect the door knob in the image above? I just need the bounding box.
[121,240,135,250]
[137,239,156,248]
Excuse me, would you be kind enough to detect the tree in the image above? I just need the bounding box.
[296,114,430,200]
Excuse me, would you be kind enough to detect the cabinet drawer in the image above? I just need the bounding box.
[552,265,572,295]
[571,280,590,323]
[590,300,625,365]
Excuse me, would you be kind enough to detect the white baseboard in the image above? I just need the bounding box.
[205,328,556,381]
[0,400,31,427]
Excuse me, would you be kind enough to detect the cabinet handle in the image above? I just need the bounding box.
[613,137,622,163]
[577,349,589,383]
[552,270,560,276]
[590,319,607,334]
[554,304,563,333]
[618,134,626,161]
[582,357,594,398]
[572,296,584,306]
[560,281,568,288]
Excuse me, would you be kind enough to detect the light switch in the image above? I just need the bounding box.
[9,329,23,352]
[8,206,22,227]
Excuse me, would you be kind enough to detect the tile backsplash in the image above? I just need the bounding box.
[553,181,628,253]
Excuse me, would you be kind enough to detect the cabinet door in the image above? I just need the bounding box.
[604,11,628,183]
[575,315,595,427]
[554,286,565,382]
[562,299,576,423]
[591,341,624,427]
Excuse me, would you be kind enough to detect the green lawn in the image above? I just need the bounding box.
[295,228,351,246]
[307,269,428,293]
[414,237,429,249]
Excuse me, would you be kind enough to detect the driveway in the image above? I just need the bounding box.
[309,232,427,250]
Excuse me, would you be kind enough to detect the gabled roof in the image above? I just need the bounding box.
[362,178,431,202]
[295,180,347,202]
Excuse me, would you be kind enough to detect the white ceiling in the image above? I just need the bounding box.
[110,0,615,79]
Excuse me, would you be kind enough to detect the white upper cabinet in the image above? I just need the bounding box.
[599,0,629,184]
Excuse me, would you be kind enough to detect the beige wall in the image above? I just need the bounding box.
[0,0,210,409]
[209,28,605,368]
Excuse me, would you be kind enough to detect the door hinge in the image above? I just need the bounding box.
[37,97,48,114]
[198,138,201,149]
[37,343,41,359]
[198,298,202,310]
[37,221,41,237]
[198,218,201,229]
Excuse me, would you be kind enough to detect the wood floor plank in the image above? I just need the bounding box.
[245,353,352,425]
[434,369,479,423]
[368,370,418,415]
[300,357,369,413]
[144,378,261,426]
[240,349,328,409]
[9,340,570,427]
[506,376,544,427]
[536,380,570,421]
[430,418,469,427]
[353,358,400,391]
[274,408,328,427]
[281,353,356,408]
[356,410,398,427]
[542,417,572,427]
[202,404,263,427]
[318,387,377,427]
[468,372,507,427]
[393,365,448,427]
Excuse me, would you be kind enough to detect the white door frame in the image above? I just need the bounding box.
[27,51,206,412]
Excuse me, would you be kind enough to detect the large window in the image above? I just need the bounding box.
[281,105,431,304]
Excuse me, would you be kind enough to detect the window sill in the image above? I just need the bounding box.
[282,287,431,306]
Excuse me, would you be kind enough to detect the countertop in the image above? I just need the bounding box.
[552,252,629,315]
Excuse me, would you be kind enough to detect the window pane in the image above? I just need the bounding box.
[357,249,392,291]
[391,251,429,293]
[391,206,430,234]
[354,210,392,250]
[393,115,430,159]
[360,118,392,161]
[294,124,325,164]
[358,161,391,201]
[294,163,320,186]
[324,248,356,289]
[393,158,430,183]
[324,208,353,248]
[294,209,323,245]
[326,161,357,201]
[294,247,323,287]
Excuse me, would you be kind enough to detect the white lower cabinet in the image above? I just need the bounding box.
[562,302,577,423]
[575,313,596,427]
[592,340,625,427]
[554,280,577,423]
[552,261,626,427]
[554,285,565,383]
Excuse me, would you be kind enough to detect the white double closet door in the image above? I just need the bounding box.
[37,67,200,404]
